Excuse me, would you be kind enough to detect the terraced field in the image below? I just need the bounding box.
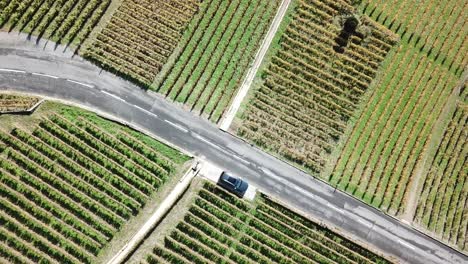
[0,102,190,264]
[153,0,282,123]
[84,0,201,87]
[322,0,468,253]
[237,0,397,174]
[141,182,393,264]
[1,0,467,260]
[0,0,111,47]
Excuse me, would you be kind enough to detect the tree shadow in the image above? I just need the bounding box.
[333,16,364,53]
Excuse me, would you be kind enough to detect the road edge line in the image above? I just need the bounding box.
[8,94,196,158]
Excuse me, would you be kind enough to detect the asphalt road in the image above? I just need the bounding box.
[0,33,466,264]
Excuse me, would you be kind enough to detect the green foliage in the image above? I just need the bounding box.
[0,105,190,263]
[84,0,200,88]
[414,102,467,251]
[148,182,392,263]
[155,0,282,123]
[0,93,39,113]
[0,0,110,47]
[238,0,396,176]
[58,105,189,165]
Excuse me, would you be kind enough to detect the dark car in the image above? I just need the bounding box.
[217,171,249,198]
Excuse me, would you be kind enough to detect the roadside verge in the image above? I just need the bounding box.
[107,161,201,264]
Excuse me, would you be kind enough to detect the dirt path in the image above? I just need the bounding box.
[219,0,292,131]
[401,73,468,222]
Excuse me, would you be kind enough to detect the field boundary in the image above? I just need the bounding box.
[219,0,292,131]
[107,161,200,264]
[0,97,44,114]
[0,89,196,158]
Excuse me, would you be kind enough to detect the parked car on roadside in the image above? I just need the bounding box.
[217,171,248,198]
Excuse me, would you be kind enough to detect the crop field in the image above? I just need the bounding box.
[413,94,467,251]
[1,0,467,260]
[0,93,40,113]
[142,182,393,264]
[153,0,281,123]
[233,0,467,252]
[237,0,397,174]
[324,0,468,253]
[330,47,458,213]
[83,0,201,87]
[359,0,467,75]
[0,0,111,47]
[0,102,190,263]
[330,0,466,215]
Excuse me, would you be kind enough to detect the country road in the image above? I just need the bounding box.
[0,33,467,264]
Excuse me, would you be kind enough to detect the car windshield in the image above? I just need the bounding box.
[235,179,242,189]
[227,176,237,185]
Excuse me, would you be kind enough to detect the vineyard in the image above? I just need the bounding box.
[237,0,397,174]
[1,0,467,259]
[322,0,468,253]
[0,93,40,113]
[0,0,111,48]
[142,182,393,264]
[153,0,282,123]
[232,0,467,253]
[83,0,201,87]
[413,93,467,252]
[358,0,467,76]
[330,0,466,215]
[330,46,458,213]
[0,102,190,263]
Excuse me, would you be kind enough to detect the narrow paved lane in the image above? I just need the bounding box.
[0,34,466,264]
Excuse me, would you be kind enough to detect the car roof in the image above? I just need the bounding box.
[221,172,240,185]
